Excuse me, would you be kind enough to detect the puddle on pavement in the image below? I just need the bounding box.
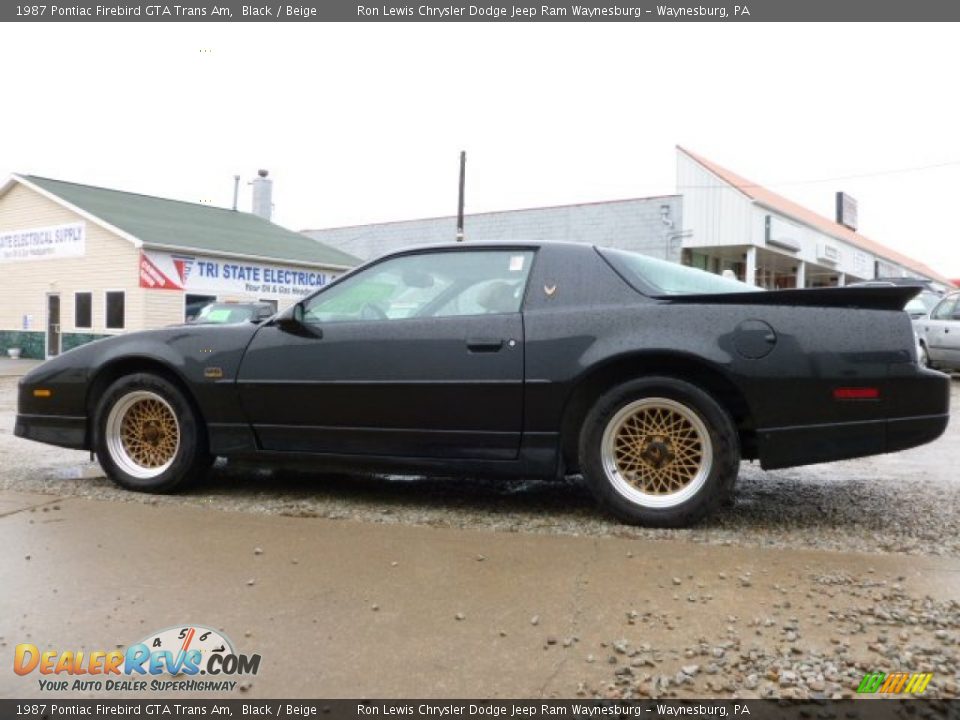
[211,460,589,508]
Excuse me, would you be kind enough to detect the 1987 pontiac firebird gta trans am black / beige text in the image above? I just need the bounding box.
[14,242,951,527]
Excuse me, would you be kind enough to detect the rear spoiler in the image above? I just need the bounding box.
[657,285,921,311]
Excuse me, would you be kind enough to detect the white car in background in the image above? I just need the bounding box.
[916,291,960,372]
[905,289,943,320]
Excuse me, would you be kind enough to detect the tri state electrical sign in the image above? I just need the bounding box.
[139,249,336,300]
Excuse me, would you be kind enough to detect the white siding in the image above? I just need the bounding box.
[679,153,929,285]
[0,182,156,335]
[144,289,189,328]
[677,151,754,250]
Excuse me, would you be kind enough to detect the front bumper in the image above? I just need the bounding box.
[14,413,88,450]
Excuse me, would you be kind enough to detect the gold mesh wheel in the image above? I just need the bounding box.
[600,397,713,509]
[105,391,181,479]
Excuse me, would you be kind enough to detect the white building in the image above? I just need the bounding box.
[678,147,953,291]
[304,195,685,265]
[0,174,358,359]
[305,147,953,294]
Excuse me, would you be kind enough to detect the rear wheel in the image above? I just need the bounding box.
[95,373,210,493]
[579,377,739,527]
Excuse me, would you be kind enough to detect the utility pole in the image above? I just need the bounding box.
[456,150,466,242]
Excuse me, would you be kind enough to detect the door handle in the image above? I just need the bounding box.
[466,338,504,353]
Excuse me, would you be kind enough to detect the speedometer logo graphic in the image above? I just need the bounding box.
[136,624,234,675]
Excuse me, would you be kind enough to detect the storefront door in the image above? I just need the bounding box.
[46,294,61,357]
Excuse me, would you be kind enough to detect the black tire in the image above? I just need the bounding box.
[578,376,739,528]
[919,342,932,369]
[94,373,210,493]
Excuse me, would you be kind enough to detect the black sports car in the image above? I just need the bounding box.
[14,242,951,527]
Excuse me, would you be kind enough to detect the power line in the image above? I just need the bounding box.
[678,158,960,191]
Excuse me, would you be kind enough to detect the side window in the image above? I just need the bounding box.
[932,297,957,320]
[434,277,525,317]
[303,250,534,324]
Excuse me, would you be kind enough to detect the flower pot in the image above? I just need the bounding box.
[7,348,22,359]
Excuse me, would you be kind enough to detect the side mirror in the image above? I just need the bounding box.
[274,302,322,338]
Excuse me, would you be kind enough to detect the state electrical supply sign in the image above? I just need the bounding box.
[139,249,336,300]
[0,222,85,263]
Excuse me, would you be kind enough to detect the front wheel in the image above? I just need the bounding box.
[918,342,931,369]
[578,377,739,527]
[95,373,210,493]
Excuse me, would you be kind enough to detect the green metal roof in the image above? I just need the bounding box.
[21,175,359,268]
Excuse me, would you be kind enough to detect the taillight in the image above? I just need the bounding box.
[833,387,880,400]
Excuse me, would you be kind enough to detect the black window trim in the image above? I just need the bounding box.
[295,246,540,307]
[299,247,540,324]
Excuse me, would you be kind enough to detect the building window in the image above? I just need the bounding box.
[75,292,92,329]
[688,252,710,271]
[105,291,125,329]
[185,294,217,322]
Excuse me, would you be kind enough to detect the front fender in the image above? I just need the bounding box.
[17,324,261,426]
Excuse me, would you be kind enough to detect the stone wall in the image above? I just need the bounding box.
[0,330,111,359]
[62,333,111,353]
[0,331,45,359]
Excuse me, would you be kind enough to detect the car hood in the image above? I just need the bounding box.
[21,323,262,384]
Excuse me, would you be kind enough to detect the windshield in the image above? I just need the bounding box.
[905,290,941,317]
[598,247,762,296]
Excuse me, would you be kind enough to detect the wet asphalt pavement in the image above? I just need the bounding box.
[1,372,958,699]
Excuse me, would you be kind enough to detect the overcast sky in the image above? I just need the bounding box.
[1,23,958,275]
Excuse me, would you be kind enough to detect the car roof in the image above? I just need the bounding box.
[874,276,931,285]
[381,239,587,255]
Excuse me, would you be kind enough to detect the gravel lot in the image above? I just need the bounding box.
[593,572,960,700]
[2,375,958,557]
